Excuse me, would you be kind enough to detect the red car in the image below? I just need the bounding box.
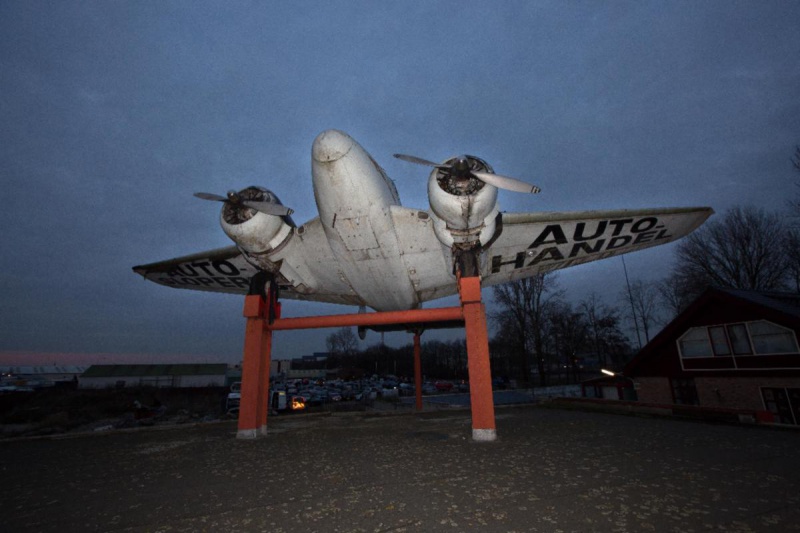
[434,381,453,392]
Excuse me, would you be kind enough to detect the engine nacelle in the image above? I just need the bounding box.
[220,186,294,256]
[427,155,499,248]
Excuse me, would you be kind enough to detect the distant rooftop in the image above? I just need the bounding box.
[82,364,228,378]
[718,288,800,317]
[1,366,88,375]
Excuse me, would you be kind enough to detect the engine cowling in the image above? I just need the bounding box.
[220,186,294,256]
[427,155,499,248]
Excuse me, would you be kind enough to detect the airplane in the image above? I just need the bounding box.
[133,129,713,314]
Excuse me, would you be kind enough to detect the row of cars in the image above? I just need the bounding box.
[225,377,468,414]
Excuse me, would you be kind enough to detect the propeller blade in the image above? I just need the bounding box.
[242,200,294,217]
[471,171,541,194]
[194,192,228,202]
[195,192,294,216]
[393,153,449,169]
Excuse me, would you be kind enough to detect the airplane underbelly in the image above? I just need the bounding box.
[331,210,418,311]
[336,216,380,251]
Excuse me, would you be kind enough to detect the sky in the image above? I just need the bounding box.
[1,1,799,365]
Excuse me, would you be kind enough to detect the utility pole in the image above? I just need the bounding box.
[621,255,643,350]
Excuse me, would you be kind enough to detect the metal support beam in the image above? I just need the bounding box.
[459,276,497,442]
[268,306,463,330]
[237,293,272,439]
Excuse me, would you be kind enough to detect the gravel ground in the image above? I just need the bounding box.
[2,406,798,532]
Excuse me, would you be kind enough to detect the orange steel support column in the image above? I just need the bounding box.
[459,276,497,442]
[269,306,462,330]
[237,294,272,439]
[413,331,423,411]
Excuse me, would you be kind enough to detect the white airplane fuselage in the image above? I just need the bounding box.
[310,130,422,311]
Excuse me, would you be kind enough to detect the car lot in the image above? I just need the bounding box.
[266,377,467,412]
[2,405,799,532]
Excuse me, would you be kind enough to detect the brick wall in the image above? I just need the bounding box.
[696,376,800,410]
[634,377,672,404]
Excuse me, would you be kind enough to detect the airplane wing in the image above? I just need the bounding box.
[134,206,712,307]
[132,246,255,294]
[132,219,364,306]
[132,206,455,309]
[480,206,714,287]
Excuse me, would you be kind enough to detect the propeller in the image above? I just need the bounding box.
[194,190,294,217]
[394,153,540,194]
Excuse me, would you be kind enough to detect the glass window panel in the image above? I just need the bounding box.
[709,326,731,356]
[671,378,699,405]
[749,321,799,355]
[727,324,752,355]
[678,327,712,358]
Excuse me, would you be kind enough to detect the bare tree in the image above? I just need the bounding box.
[547,301,588,383]
[670,205,791,296]
[619,279,662,345]
[417,339,463,379]
[787,146,800,290]
[787,230,800,292]
[578,293,632,369]
[491,273,563,386]
[325,327,359,363]
[657,271,696,318]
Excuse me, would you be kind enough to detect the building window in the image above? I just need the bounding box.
[671,378,699,405]
[678,328,713,358]
[678,320,798,359]
[761,387,800,425]
[727,324,752,355]
[749,321,799,354]
[708,326,731,356]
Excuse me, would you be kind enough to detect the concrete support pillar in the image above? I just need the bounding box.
[413,331,423,411]
[459,276,497,442]
[237,293,272,439]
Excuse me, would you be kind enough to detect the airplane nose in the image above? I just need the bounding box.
[312,129,354,163]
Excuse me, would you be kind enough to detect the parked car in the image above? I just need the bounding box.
[435,381,454,392]
[381,386,399,399]
[225,382,242,413]
[422,383,438,395]
[399,383,415,396]
[327,390,342,401]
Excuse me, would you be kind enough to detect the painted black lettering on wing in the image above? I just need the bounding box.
[191,261,215,276]
[528,247,564,266]
[608,219,634,236]
[631,217,657,233]
[166,260,241,279]
[607,236,632,250]
[230,277,250,289]
[568,240,605,258]
[212,260,240,276]
[492,216,675,274]
[574,221,607,241]
[169,265,198,277]
[528,224,567,249]
[156,275,250,290]
[491,252,526,273]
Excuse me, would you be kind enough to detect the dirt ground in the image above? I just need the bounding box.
[2,406,799,532]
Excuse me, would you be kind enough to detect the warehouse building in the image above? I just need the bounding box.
[79,364,228,389]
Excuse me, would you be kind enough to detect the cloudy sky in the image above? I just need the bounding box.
[1,1,798,364]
